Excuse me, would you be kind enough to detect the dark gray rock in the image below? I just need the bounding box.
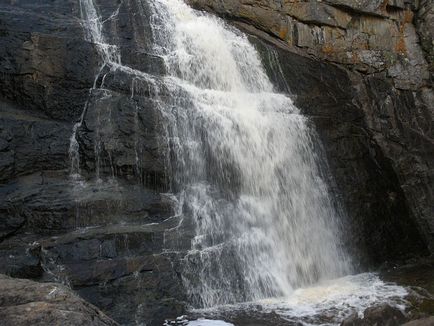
[324,0,390,16]
[0,1,98,121]
[340,304,406,326]
[0,0,187,324]
[414,0,434,80]
[34,221,188,324]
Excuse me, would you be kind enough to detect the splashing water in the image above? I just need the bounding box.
[188,273,409,326]
[148,0,352,307]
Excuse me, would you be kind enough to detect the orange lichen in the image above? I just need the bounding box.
[395,36,406,54]
[351,51,360,64]
[394,10,413,55]
[403,10,414,24]
[279,26,289,41]
[379,0,389,13]
[321,44,335,55]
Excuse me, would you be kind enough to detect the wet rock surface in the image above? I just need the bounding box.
[381,259,434,321]
[0,274,118,326]
[0,0,433,325]
[403,317,434,326]
[0,0,187,324]
[340,304,406,326]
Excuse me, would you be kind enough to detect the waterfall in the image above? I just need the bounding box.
[76,0,352,309]
[148,0,352,307]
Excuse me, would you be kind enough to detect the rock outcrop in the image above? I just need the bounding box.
[188,0,432,85]
[340,304,406,326]
[0,274,118,326]
[188,0,434,262]
[341,303,434,326]
[403,316,434,326]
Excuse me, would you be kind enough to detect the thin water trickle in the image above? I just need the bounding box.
[72,0,157,180]
[70,0,121,179]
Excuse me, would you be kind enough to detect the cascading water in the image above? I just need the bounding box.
[148,0,351,308]
[74,0,410,324]
[70,0,123,179]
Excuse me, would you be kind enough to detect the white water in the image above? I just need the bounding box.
[188,321,234,326]
[189,273,408,326]
[148,0,352,308]
[256,273,408,323]
[75,0,410,323]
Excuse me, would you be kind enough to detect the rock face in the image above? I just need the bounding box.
[188,0,431,85]
[341,303,434,326]
[403,316,434,326]
[340,304,406,326]
[0,0,187,324]
[188,0,434,262]
[0,274,118,326]
[0,0,432,325]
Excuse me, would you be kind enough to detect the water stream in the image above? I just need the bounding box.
[75,0,410,324]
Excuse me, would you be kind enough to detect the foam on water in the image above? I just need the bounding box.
[260,273,408,322]
[188,320,234,326]
[191,273,408,325]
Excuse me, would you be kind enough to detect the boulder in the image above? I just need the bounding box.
[0,274,118,326]
[403,316,434,326]
[341,304,406,326]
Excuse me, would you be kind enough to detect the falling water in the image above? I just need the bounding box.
[70,0,125,179]
[75,1,409,323]
[148,0,352,308]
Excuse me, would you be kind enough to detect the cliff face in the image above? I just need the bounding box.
[188,0,434,260]
[0,1,186,324]
[188,0,432,86]
[0,0,432,325]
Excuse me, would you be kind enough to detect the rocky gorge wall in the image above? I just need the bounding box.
[0,0,432,325]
